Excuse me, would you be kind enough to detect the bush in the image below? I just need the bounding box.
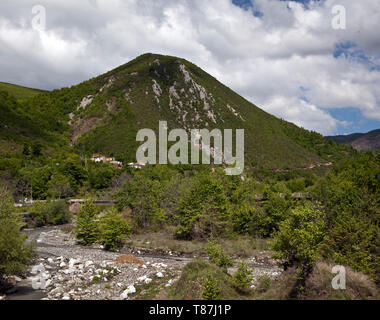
[255,275,271,293]
[202,275,221,300]
[116,172,166,229]
[29,200,71,227]
[175,174,230,240]
[99,208,131,251]
[232,261,253,292]
[271,204,326,275]
[231,203,255,234]
[0,188,34,280]
[205,241,233,268]
[76,201,99,245]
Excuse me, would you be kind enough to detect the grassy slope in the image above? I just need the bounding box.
[0,82,46,100]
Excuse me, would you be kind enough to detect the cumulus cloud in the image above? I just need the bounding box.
[0,0,379,135]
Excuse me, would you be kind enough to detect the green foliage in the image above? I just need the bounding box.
[271,204,326,270]
[312,152,380,282]
[76,201,100,245]
[205,240,233,268]
[202,275,221,300]
[255,275,271,293]
[88,163,115,190]
[231,202,255,234]
[47,174,73,199]
[258,193,292,237]
[0,82,46,100]
[29,200,71,227]
[99,208,131,251]
[232,261,253,292]
[175,174,230,240]
[0,187,34,278]
[116,169,167,229]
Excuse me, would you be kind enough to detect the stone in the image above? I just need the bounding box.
[47,258,54,264]
[156,272,164,278]
[120,285,136,300]
[62,295,70,300]
[31,263,45,275]
[144,278,152,284]
[85,261,94,267]
[137,275,147,282]
[69,258,79,267]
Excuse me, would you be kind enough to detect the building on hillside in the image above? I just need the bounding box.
[91,154,106,163]
[128,162,146,169]
[90,154,123,168]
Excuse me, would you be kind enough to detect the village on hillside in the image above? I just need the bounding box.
[90,154,145,170]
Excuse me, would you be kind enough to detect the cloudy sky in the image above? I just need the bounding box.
[0,0,379,135]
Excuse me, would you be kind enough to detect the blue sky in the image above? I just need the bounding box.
[0,0,379,136]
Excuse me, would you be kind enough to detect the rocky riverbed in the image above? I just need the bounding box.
[2,225,283,300]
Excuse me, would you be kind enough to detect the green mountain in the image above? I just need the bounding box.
[1,53,351,169]
[326,129,380,151]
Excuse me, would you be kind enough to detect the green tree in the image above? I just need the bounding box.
[88,163,114,190]
[202,275,221,300]
[0,187,34,280]
[118,173,165,229]
[176,174,230,240]
[76,201,99,245]
[271,204,326,275]
[99,208,131,251]
[48,174,73,199]
[232,261,253,292]
[205,240,233,268]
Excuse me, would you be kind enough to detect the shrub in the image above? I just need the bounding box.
[0,188,34,280]
[205,241,233,268]
[202,275,221,300]
[255,275,271,293]
[232,261,253,292]
[175,174,230,240]
[271,204,326,275]
[99,208,131,251]
[116,173,165,229]
[231,203,255,234]
[29,200,71,227]
[76,201,99,245]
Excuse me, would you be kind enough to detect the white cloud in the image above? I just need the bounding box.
[0,0,379,135]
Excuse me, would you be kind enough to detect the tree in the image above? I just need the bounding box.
[99,208,131,251]
[232,261,253,292]
[119,173,165,229]
[175,174,230,240]
[271,204,326,276]
[76,201,99,245]
[48,174,73,199]
[0,187,34,282]
[88,163,114,190]
[202,275,221,300]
